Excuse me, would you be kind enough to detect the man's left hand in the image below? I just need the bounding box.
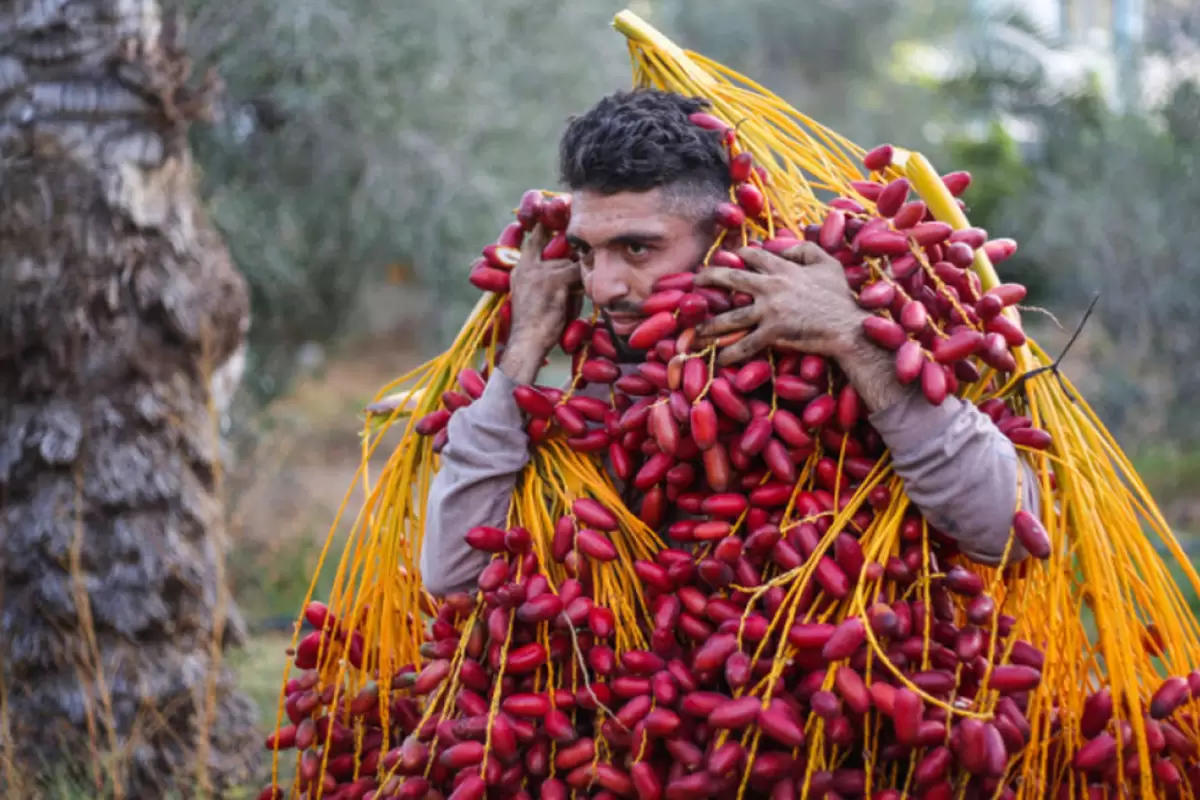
[694,242,869,366]
[694,241,912,414]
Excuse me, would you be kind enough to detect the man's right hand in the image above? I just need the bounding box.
[498,224,581,385]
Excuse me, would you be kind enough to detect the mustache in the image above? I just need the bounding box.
[601,302,642,316]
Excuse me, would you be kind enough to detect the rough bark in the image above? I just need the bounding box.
[0,0,259,795]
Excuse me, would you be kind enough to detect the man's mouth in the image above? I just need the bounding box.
[604,313,642,336]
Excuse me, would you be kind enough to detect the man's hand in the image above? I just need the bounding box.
[694,242,911,413]
[498,224,581,385]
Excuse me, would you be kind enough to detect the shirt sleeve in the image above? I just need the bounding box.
[868,388,1041,566]
[419,368,531,597]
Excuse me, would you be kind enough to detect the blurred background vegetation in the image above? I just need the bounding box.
[167,0,1200,730]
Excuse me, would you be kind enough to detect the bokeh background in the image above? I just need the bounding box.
[7,0,1200,795]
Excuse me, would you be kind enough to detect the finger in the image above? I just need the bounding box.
[773,336,839,359]
[737,246,789,275]
[716,327,772,367]
[695,304,761,337]
[521,223,551,260]
[695,266,769,293]
[770,338,806,353]
[779,241,835,267]
[547,260,582,287]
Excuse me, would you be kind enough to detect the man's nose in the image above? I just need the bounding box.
[586,254,630,308]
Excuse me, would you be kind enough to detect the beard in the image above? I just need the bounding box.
[599,310,646,364]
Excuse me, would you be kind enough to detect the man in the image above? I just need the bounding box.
[420,89,1038,597]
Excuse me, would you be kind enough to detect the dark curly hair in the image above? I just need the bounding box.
[558,89,731,219]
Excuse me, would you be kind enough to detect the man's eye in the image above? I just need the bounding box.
[627,243,649,257]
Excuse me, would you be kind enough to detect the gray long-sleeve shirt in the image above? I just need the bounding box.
[420,366,1039,597]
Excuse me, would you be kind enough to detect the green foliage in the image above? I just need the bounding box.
[945,123,1030,225]
[942,122,1044,298]
[655,0,963,150]
[1006,103,1200,445]
[225,531,339,625]
[181,0,628,405]
[916,10,1200,448]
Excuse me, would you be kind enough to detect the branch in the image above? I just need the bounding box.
[1007,291,1100,403]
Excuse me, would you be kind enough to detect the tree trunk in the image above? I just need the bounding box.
[0,1,259,795]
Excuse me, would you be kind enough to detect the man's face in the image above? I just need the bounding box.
[566,187,714,354]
